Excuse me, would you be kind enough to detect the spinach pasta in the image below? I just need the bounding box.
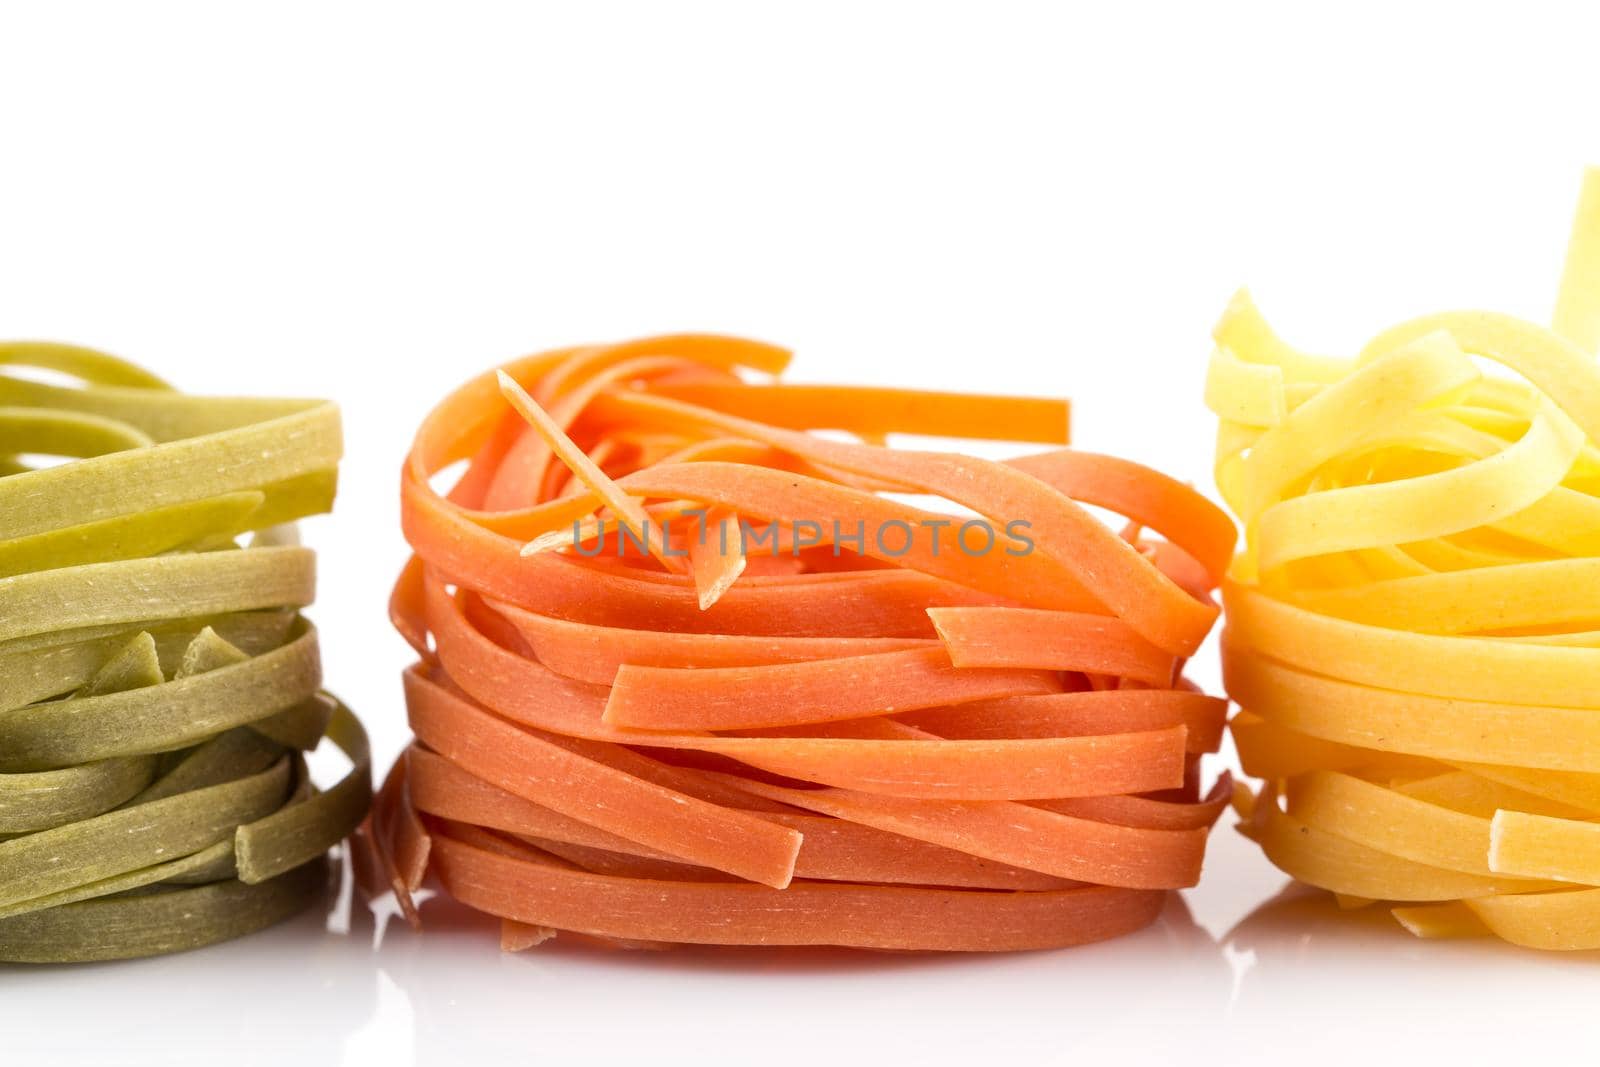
[0,345,370,963]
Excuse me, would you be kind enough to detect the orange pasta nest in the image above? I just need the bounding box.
[360,337,1236,952]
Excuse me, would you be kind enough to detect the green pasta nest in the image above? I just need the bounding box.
[0,343,371,963]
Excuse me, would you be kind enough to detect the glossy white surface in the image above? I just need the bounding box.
[3,2,1600,1063]
[9,827,1600,1065]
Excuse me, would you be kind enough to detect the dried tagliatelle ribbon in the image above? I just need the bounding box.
[359,335,1236,952]
[0,344,371,963]
[1211,170,1600,950]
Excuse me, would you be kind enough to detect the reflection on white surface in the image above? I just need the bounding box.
[0,856,380,1066]
[6,827,1600,1065]
[371,889,1229,1065]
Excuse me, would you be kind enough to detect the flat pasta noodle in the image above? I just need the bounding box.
[0,344,371,963]
[1212,169,1600,950]
[364,332,1233,953]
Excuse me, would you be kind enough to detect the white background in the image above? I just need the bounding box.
[3,2,1600,1064]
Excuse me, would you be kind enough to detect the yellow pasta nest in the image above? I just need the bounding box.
[1209,170,1600,949]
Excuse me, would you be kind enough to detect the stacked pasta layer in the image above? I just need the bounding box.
[1211,172,1600,949]
[364,336,1235,952]
[0,345,370,963]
